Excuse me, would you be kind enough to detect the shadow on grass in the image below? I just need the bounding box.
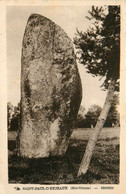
[8,139,119,184]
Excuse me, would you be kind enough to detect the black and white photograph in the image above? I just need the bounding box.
[0,1,126,192]
[6,4,121,185]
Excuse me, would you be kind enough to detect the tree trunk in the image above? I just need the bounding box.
[77,78,116,177]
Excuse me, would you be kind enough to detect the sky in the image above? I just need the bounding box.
[7,5,107,111]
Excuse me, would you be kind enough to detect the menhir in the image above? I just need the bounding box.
[19,14,82,158]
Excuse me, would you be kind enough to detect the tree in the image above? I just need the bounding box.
[74,6,120,176]
[7,102,14,130]
[85,105,102,128]
[75,105,86,128]
[9,102,20,131]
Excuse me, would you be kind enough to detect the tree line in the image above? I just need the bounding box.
[7,93,119,131]
[76,94,119,128]
[7,102,20,131]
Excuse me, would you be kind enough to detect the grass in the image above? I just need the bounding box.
[8,128,119,184]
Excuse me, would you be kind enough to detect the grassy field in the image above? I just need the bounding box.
[8,127,120,184]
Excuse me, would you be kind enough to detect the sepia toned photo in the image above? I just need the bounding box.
[6,4,121,186]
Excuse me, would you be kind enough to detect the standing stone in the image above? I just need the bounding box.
[19,14,82,158]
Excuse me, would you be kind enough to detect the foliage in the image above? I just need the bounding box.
[8,102,20,131]
[76,100,119,128]
[74,6,120,90]
[75,105,86,128]
[74,6,120,176]
[76,114,86,128]
[85,105,102,128]
[78,105,86,116]
[7,102,14,130]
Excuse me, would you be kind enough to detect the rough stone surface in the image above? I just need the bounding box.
[19,14,82,158]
